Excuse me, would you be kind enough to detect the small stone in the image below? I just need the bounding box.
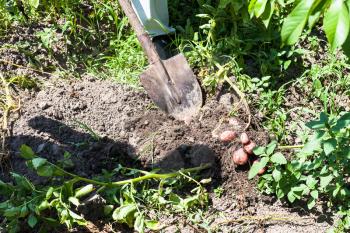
[119,130,126,137]
[188,137,195,143]
[38,101,51,110]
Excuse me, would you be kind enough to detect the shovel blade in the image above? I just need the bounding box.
[140,54,202,122]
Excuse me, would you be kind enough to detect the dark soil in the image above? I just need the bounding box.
[1,77,334,232]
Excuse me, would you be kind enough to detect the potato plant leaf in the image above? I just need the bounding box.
[112,204,137,227]
[145,220,160,230]
[281,0,316,45]
[320,174,333,188]
[253,146,266,155]
[20,145,35,160]
[27,214,38,228]
[332,112,350,132]
[323,138,337,155]
[323,0,350,51]
[134,214,145,233]
[37,165,54,177]
[248,157,269,179]
[32,158,47,169]
[271,152,287,164]
[74,184,94,198]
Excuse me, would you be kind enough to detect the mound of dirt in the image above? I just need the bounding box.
[3,78,334,232]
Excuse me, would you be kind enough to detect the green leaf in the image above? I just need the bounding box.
[248,0,258,17]
[0,180,14,196]
[323,0,350,51]
[20,205,29,217]
[69,210,84,220]
[11,173,34,191]
[37,165,54,177]
[307,190,318,209]
[254,0,269,18]
[28,0,40,8]
[145,220,160,230]
[320,174,333,188]
[20,144,35,160]
[343,146,350,159]
[272,168,282,181]
[68,197,80,207]
[27,214,38,228]
[4,207,21,217]
[308,0,329,29]
[104,205,114,215]
[323,138,337,155]
[134,214,145,233]
[287,191,296,203]
[266,141,277,155]
[306,175,318,189]
[38,200,50,211]
[261,0,275,28]
[276,187,285,199]
[46,187,54,199]
[75,184,94,198]
[342,28,350,56]
[32,158,47,169]
[219,0,232,8]
[307,197,316,209]
[271,152,287,164]
[305,112,328,129]
[112,204,137,227]
[253,146,266,155]
[311,190,319,199]
[332,113,350,132]
[248,157,269,179]
[299,131,324,157]
[281,0,316,45]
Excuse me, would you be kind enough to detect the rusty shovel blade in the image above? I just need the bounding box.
[140,53,202,122]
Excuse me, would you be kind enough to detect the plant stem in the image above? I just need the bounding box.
[110,164,211,186]
[50,161,210,188]
[278,145,304,149]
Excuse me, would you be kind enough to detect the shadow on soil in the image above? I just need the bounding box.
[4,116,217,232]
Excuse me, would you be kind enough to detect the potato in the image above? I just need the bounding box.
[232,148,249,165]
[219,130,236,142]
[243,141,256,155]
[240,132,250,145]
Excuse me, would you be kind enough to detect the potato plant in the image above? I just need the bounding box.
[0,145,210,232]
[249,111,350,230]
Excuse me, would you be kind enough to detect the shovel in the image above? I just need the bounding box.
[118,0,202,122]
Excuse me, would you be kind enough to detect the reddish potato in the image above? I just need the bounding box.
[220,130,236,142]
[253,160,266,175]
[243,141,256,155]
[240,133,250,145]
[232,148,249,165]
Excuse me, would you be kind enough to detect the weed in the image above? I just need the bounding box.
[214,186,224,198]
[73,120,101,141]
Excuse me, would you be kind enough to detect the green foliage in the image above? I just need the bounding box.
[280,0,350,52]
[249,111,350,229]
[0,145,209,232]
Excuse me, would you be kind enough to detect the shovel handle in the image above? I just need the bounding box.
[118,0,161,64]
